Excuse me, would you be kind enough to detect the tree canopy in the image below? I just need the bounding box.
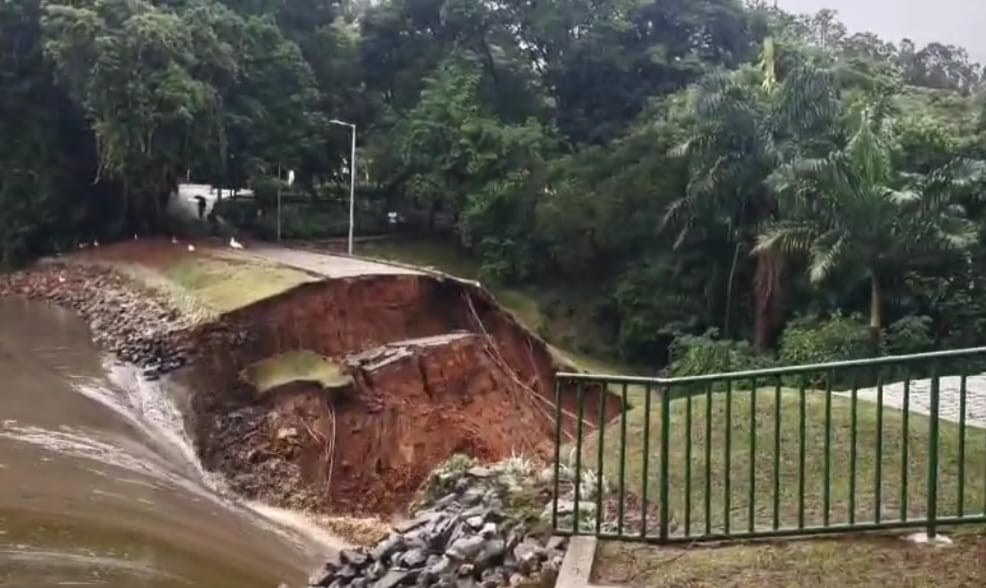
[3,0,986,366]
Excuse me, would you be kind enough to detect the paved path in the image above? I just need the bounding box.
[246,245,422,279]
[839,374,986,429]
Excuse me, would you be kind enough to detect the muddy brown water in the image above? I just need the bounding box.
[0,298,340,587]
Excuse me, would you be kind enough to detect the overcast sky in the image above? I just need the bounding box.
[776,0,986,63]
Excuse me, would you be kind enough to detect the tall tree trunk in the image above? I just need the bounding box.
[723,242,743,339]
[869,272,882,350]
[753,250,786,352]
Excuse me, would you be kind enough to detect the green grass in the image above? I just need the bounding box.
[359,239,486,282]
[593,529,986,587]
[575,388,986,537]
[163,255,318,314]
[240,350,352,395]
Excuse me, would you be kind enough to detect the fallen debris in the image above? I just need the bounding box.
[308,455,568,588]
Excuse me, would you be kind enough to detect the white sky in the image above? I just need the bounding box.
[776,0,986,63]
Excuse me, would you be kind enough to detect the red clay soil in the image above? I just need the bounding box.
[207,335,560,514]
[187,271,621,515]
[187,274,618,425]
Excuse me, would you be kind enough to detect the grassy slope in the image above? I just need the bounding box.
[579,387,986,586]
[594,529,986,587]
[241,350,353,396]
[164,253,318,314]
[580,388,986,536]
[113,249,319,321]
[323,238,986,581]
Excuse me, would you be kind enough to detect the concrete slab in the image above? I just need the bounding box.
[246,245,422,279]
[836,373,986,429]
[555,536,621,588]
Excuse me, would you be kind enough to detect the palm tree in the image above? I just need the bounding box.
[756,102,985,343]
[667,39,841,349]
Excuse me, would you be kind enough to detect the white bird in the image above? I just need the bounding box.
[187,244,196,252]
[229,237,244,250]
[58,274,66,284]
[78,242,87,250]
[93,240,99,248]
[171,236,178,245]
[133,233,139,241]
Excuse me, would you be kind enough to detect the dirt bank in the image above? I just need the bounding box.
[1,246,620,519]
[207,334,557,514]
[190,272,621,516]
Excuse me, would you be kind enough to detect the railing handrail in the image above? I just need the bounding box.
[557,345,986,386]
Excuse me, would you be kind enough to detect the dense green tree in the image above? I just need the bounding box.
[666,39,842,349]
[0,0,100,265]
[386,54,553,276]
[757,102,986,341]
[5,0,986,368]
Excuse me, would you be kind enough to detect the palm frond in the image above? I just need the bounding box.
[662,197,689,229]
[668,139,692,159]
[885,188,921,205]
[808,230,849,285]
[754,222,815,256]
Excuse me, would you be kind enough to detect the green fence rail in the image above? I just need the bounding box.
[551,347,986,543]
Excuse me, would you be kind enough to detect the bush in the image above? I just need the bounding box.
[613,259,706,365]
[778,314,878,388]
[885,315,934,356]
[666,330,775,391]
[779,314,876,366]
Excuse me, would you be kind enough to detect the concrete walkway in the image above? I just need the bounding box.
[246,245,422,279]
[839,374,986,429]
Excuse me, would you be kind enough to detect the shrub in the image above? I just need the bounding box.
[779,314,876,367]
[666,330,775,391]
[778,314,878,388]
[613,259,705,365]
[885,315,934,356]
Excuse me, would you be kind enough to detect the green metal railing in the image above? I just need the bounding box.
[551,347,986,543]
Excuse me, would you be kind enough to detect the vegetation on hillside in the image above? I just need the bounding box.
[4,0,986,368]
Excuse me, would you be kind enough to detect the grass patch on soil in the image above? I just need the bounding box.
[108,248,319,319]
[593,529,986,587]
[163,254,318,314]
[241,350,352,395]
[576,387,986,536]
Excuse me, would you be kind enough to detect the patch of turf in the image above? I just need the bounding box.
[164,255,318,314]
[593,530,986,587]
[241,350,352,395]
[576,387,986,537]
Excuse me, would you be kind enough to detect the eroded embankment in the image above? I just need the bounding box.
[0,257,618,519]
[183,272,620,515]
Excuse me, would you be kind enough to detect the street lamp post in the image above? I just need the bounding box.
[330,119,357,255]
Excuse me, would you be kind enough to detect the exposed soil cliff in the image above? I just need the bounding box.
[187,271,620,515]
[1,247,620,518]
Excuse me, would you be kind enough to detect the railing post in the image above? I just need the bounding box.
[927,365,940,539]
[574,381,585,533]
[659,384,671,542]
[552,378,562,531]
[640,383,652,538]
